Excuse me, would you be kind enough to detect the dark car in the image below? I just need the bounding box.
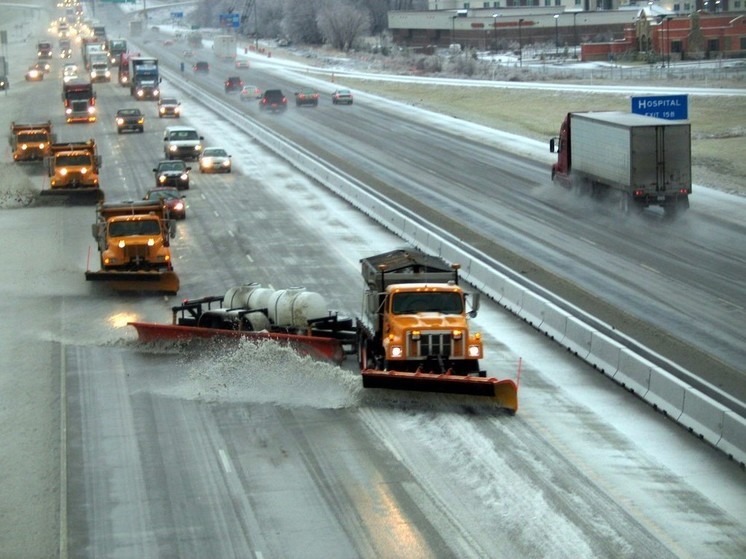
[153,160,191,190]
[259,89,287,113]
[115,108,145,133]
[193,61,209,74]
[144,187,186,219]
[294,88,319,107]
[224,76,243,93]
[332,88,353,105]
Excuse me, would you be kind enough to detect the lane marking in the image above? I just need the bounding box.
[218,449,233,474]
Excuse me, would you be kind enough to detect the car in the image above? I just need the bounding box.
[193,61,209,74]
[294,88,320,107]
[163,126,204,161]
[224,76,243,93]
[198,147,232,174]
[153,160,191,190]
[332,88,353,105]
[235,59,250,69]
[35,60,51,74]
[0,75,8,90]
[143,187,186,219]
[25,66,44,81]
[115,108,145,133]
[259,89,287,112]
[240,84,262,101]
[158,97,181,118]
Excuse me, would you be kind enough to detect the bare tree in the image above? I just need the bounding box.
[282,0,324,45]
[317,1,371,51]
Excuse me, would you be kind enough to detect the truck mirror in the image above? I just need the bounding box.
[549,138,556,153]
[96,155,102,168]
[467,292,480,315]
[365,291,378,313]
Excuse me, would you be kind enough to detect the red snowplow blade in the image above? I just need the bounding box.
[129,321,346,364]
[361,369,518,413]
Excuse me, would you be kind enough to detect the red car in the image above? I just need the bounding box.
[143,187,186,219]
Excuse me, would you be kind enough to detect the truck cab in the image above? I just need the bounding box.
[10,121,54,162]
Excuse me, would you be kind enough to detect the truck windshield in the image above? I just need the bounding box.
[109,220,161,237]
[20,132,48,142]
[391,292,463,315]
[65,89,91,100]
[56,154,92,166]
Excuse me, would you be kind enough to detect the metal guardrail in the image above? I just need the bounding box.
[160,65,746,468]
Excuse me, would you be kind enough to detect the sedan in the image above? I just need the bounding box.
[153,160,191,190]
[235,60,250,69]
[25,66,44,81]
[295,88,319,107]
[240,85,262,101]
[332,88,353,105]
[198,147,232,174]
[143,187,186,219]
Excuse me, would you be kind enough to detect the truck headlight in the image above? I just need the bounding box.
[169,145,177,152]
[60,168,68,176]
[118,240,126,248]
[21,144,28,150]
[194,144,202,152]
[137,89,144,97]
[180,173,188,181]
[467,345,481,358]
[88,106,96,114]
[80,167,87,174]
[390,346,403,358]
[105,70,111,78]
[159,175,166,183]
[65,107,72,114]
[147,239,155,246]
[116,117,124,125]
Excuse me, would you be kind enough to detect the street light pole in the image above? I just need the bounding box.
[518,18,524,67]
[492,13,500,52]
[554,14,559,56]
[573,12,578,57]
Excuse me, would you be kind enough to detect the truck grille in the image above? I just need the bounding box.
[409,331,453,358]
[124,245,148,263]
[72,101,88,112]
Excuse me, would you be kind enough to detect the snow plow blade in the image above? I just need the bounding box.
[85,270,180,294]
[40,188,104,205]
[361,369,518,413]
[129,321,346,364]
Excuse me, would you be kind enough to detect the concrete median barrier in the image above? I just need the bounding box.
[613,350,653,396]
[679,388,727,446]
[588,332,623,376]
[563,316,593,359]
[646,369,688,420]
[717,411,746,467]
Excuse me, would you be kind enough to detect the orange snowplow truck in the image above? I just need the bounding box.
[356,249,518,412]
[85,200,179,293]
[43,139,103,202]
[10,121,54,162]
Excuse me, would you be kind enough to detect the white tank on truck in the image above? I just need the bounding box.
[549,111,692,218]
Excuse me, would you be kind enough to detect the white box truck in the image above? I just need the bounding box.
[212,35,236,60]
[550,111,692,217]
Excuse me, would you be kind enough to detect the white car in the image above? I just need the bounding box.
[198,147,232,174]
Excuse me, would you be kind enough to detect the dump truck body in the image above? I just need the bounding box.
[356,249,517,411]
[10,121,54,162]
[86,201,178,293]
[43,139,102,202]
[550,111,692,216]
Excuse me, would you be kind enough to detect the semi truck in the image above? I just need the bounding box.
[42,139,103,203]
[356,249,518,410]
[106,38,127,65]
[62,79,96,122]
[212,35,237,60]
[9,121,54,162]
[129,57,160,100]
[550,111,692,217]
[88,53,111,82]
[82,39,105,71]
[86,201,179,293]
